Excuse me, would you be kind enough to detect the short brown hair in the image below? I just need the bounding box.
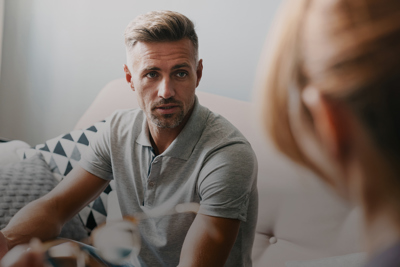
[124,10,199,61]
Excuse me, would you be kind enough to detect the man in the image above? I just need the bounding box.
[0,11,258,267]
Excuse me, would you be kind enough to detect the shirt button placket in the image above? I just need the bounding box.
[146,157,160,207]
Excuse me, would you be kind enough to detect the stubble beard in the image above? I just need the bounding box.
[150,109,185,129]
[149,98,186,129]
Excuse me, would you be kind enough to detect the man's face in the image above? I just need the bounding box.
[124,39,203,129]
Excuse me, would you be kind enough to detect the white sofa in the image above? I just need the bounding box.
[1,79,365,266]
[75,79,365,266]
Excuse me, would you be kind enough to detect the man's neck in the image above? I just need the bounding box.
[148,125,182,155]
[148,106,194,155]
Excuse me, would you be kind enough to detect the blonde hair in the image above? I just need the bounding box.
[124,10,198,62]
[260,0,400,178]
[259,0,400,222]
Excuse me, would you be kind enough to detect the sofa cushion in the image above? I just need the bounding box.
[17,121,112,233]
[0,153,87,240]
[285,252,366,267]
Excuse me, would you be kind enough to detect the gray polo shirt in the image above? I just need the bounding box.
[80,97,258,267]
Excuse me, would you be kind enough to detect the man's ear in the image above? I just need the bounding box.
[302,86,351,162]
[123,64,134,91]
[195,59,203,87]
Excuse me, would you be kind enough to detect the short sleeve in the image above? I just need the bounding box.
[79,116,113,180]
[197,142,258,222]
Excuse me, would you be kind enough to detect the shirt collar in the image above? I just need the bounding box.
[136,113,152,147]
[136,96,210,160]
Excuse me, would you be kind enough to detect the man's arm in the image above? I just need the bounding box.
[0,165,109,257]
[179,141,257,267]
[178,214,240,267]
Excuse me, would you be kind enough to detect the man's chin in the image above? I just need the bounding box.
[151,115,183,129]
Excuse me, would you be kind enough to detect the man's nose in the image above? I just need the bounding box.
[158,78,175,99]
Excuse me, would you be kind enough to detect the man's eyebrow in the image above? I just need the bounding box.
[172,63,191,70]
[141,63,190,73]
[144,66,161,71]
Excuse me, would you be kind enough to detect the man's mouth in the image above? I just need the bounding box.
[158,106,177,109]
[154,104,180,114]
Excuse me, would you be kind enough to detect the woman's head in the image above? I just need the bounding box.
[259,0,400,218]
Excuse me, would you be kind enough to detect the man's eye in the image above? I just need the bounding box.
[146,72,158,78]
[176,72,187,78]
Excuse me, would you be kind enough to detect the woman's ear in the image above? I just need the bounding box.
[302,86,351,163]
[123,64,135,91]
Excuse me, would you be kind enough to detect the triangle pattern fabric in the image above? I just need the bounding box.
[70,146,81,161]
[83,130,96,141]
[91,210,107,227]
[79,206,91,224]
[104,184,112,194]
[64,161,73,176]
[52,154,69,175]
[59,139,75,158]
[99,193,108,214]
[38,143,50,152]
[52,164,61,175]
[71,130,83,142]
[15,121,110,234]
[46,135,61,152]
[41,151,52,164]
[86,211,97,230]
[70,159,79,168]
[62,133,74,141]
[77,133,89,146]
[76,143,89,155]
[86,125,97,132]
[48,157,59,173]
[92,197,107,216]
[53,141,67,157]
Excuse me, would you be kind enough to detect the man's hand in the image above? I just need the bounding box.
[0,238,45,267]
[1,166,109,250]
[178,214,240,267]
[0,231,9,260]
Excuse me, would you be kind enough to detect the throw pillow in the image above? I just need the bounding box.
[285,252,366,267]
[0,140,30,165]
[17,121,113,233]
[0,153,88,241]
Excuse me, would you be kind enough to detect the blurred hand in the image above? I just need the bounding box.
[0,232,8,260]
[0,238,46,267]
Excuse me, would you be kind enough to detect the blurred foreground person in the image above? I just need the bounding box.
[257,0,400,266]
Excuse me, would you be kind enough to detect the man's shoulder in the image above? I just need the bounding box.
[193,105,256,165]
[108,108,143,121]
[106,108,144,126]
[200,106,249,146]
[104,108,145,137]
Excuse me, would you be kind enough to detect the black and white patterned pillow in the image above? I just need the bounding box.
[0,154,57,229]
[17,121,113,233]
[0,153,88,241]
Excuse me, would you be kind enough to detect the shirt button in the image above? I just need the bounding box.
[149,181,155,187]
[269,237,277,244]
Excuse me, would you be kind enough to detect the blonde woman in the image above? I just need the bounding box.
[258,0,400,266]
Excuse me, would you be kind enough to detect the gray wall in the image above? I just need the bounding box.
[0,0,280,145]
